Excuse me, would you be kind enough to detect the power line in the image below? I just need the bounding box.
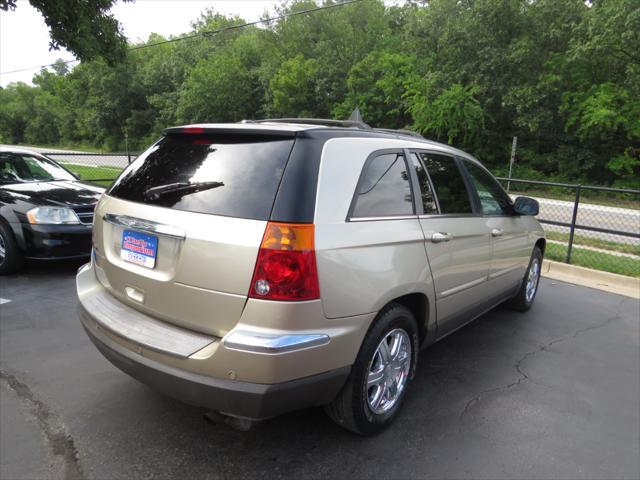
[0,0,363,76]
[0,58,79,76]
[130,0,363,52]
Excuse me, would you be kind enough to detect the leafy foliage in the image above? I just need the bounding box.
[1,0,638,187]
[409,83,485,146]
[1,0,130,64]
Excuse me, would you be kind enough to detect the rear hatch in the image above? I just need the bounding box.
[92,129,296,337]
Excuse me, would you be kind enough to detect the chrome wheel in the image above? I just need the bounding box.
[0,233,5,263]
[525,257,540,302]
[366,328,412,415]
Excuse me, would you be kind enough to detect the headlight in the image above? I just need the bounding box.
[26,207,80,225]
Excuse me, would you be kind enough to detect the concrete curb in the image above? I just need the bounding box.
[542,260,640,299]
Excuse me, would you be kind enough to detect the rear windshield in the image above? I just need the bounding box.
[108,134,294,220]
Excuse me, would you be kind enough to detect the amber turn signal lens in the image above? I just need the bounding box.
[261,223,314,251]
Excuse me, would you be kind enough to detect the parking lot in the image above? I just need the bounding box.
[1,262,638,480]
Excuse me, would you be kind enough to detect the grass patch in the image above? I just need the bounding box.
[61,163,122,188]
[546,242,640,278]
[545,230,640,256]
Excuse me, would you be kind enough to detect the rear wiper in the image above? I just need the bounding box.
[143,181,224,200]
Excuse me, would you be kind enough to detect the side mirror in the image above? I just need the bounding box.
[513,196,539,216]
[71,171,81,180]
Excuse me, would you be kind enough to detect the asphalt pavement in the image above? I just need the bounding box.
[1,261,638,479]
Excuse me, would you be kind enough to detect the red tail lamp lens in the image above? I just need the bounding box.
[249,223,319,301]
[182,127,204,134]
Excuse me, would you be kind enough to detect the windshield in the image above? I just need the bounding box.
[0,152,76,183]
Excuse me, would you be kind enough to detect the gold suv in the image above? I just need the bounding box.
[77,120,544,435]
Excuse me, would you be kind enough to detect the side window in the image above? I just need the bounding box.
[463,160,512,215]
[351,152,414,218]
[419,153,473,214]
[409,153,438,214]
[22,156,54,180]
[0,155,20,181]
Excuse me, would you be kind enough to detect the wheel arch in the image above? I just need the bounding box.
[353,288,432,351]
[390,292,430,344]
[0,209,26,251]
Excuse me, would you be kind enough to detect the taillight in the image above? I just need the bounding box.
[249,222,320,301]
[182,127,204,134]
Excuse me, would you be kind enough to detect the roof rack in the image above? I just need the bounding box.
[372,128,424,139]
[242,118,371,129]
[241,118,424,139]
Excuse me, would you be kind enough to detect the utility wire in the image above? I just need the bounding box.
[130,0,363,51]
[0,0,363,76]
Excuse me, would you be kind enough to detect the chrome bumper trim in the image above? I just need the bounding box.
[223,331,330,354]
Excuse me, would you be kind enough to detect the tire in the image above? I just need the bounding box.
[0,222,24,275]
[506,246,543,312]
[325,303,419,435]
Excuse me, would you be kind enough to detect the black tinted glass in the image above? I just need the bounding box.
[419,153,472,214]
[463,160,512,215]
[352,153,414,217]
[108,134,294,220]
[410,153,438,214]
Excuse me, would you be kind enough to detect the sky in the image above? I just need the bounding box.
[0,0,283,87]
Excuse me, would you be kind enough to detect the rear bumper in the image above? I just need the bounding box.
[79,302,349,419]
[76,261,366,419]
[20,223,92,259]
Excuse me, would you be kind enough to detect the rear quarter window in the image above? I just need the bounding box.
[350,152,414,218]
[108,134,294,220]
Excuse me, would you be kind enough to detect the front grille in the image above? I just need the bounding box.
[73,206,96,225]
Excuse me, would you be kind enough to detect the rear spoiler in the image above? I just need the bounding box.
[163,126,297,138]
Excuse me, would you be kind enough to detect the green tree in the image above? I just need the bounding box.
[0,0,131,63]
[334,51,416,127]
[0,83,35,143]
[270,55,320,117]
[1,0,638,187]
[268,0,389,115]
[559,0,640,183]
[176,30,265,123]
[409,83,486,147]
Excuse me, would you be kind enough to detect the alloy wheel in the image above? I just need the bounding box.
[366,328,412,415]
[526,257,540,302]
[0,233,6,263]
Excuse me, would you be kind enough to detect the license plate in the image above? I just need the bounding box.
[121,230,158,268]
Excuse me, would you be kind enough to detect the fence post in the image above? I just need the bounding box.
[506,136,517,192]
[125,132,131,165]
[565,184,581,264]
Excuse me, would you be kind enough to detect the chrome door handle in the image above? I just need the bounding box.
[431,232,452,243]
[491,228,503,237]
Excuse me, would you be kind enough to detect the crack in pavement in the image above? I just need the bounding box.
[459,297,630,421]
[0,370,85,480]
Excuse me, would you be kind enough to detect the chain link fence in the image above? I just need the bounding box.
[497,177,640,278]
[44,152,136,186]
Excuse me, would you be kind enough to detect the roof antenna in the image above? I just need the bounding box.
[348,107,364,123]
